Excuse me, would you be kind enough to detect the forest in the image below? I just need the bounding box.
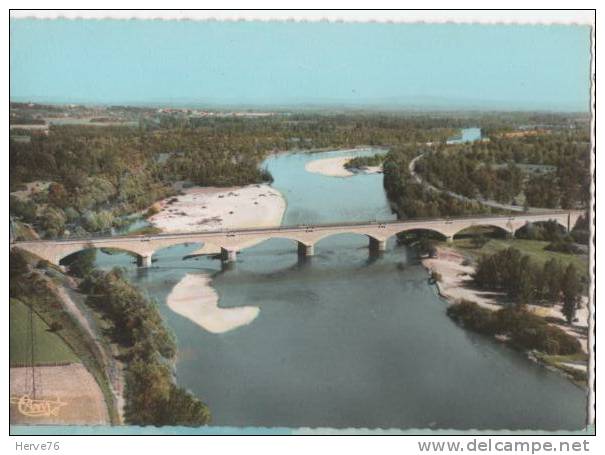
[382,144,495,219]
[10,109,590,239]
[9,112,461,239]
[472,247,585,323]
[80,266,211,426]
[412,131,591,210]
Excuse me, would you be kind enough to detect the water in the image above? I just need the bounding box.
[447,127,482,144]
[93,134,587,431]
[268,147,393,224]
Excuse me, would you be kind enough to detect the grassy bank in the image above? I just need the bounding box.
[451,238,589,280]
[10,249,120,424]
[10,298,79,366]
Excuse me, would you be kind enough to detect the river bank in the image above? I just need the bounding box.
[422,245,589,381]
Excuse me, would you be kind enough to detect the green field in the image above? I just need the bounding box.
[10,298,79,366]
[451,238,589,279]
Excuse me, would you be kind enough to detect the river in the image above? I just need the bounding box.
[93,134,587,431]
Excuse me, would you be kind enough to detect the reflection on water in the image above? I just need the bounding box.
[95,142,587,431]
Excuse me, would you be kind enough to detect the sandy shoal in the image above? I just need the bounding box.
[305,156,355,177]
[167,273,259,334]
[423,246,589,353]
[10,363,109,425]
[305,156,383,177]
[422,247,503,311]
[149,183,286,234]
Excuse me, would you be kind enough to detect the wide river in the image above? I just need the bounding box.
[95,135,587,431]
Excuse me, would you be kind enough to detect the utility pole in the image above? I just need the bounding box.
[28,304,36,399]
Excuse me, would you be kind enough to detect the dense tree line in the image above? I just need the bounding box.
[10,112,590,239]
[383,145,495,218]
[473,247,584,323]
[415,131,591,209]
[344,153,385,170]
[9,115,459,239]
[80,266,211,426]
[515,219,588,252]
[447,300,582,355]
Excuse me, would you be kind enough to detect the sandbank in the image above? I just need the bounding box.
[304,156,383,178]
[149,183,286,233]
[305,156,355,177]
[167,273,259,334]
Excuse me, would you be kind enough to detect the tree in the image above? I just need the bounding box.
[62,248,97,278]
[561,264,581,324]
[39,206,66,238]
[542,259,562,304]
[47,182,69,208]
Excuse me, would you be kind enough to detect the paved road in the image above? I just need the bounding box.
[408,153,552,213]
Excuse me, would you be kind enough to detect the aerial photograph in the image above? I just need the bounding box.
[9,13,593,436]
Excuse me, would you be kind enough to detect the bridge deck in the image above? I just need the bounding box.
[14,210,581,245]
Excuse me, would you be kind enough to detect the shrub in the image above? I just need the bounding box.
[545,239,582,254]
[446,300,496,334]
[447,301,582,355]
[146,203,161,218]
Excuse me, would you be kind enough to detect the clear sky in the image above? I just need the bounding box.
[9,19,592,111]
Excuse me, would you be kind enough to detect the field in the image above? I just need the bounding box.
[10,298,79,366]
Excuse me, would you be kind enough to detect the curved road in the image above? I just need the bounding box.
[408,153,551,213]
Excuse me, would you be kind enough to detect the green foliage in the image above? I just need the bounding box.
[447,300,582,355]
[9,115,457,238]
[414,131,590,209]
[344,153,384,170]
[80,268,211,426]
[81,269,176,358]
[383,145,492,218]
[10,195,37,223]
[39,206,66,237]
[61,248,97,278]
[472,247,583,307]
[515,220,565,242]
[9,249,119,423]
[561,264,581,324]
[124,358,211,427]
[446,300,495,334]
[545,238,583,255]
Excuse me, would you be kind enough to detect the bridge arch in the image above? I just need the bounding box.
[151,241,204,262]
[388,227,449,242]
[312,231,388,256]
[52,243,148,266]
[451,224,511,240]
[59,245,144,270]
[513,219,568,239]
[311,230,387,246]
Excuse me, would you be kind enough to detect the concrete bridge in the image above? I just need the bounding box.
[12,211,583,268]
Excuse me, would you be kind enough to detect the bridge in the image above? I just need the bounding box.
[12,211,583,268]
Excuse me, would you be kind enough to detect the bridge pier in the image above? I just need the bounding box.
[221,248,238,263]
[369,237,386,253]
[297,242,314,258]
[446,236,454,244]
[137,255,152,268]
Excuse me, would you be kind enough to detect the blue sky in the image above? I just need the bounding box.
[10,20,591,111]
